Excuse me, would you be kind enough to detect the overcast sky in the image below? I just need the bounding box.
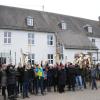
[0,0,100,20]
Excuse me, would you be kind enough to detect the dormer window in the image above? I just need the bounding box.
[26,16,34,26]
[61,20,67,30]
[58,20,67,30]
[88,26,93,33]
[83,24,93,33]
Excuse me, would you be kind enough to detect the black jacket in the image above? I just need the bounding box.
[58,69,66,85]
[6,66,16,85]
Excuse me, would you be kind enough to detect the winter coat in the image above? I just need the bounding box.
[58,69,66,85]
[17,67,24,83]
[52,68,58,84]
[22,69,29,82]
[75,67,82,76]
[67,67,76,84]
[1,70,7,87]
[91,68,97,78]
[6,67,16,85]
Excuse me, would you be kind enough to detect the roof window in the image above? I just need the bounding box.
[58,20,67,30]
[26,16,34,26]
[83,24,93,33]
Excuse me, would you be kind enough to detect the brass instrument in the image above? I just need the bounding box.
[74,52,92,68]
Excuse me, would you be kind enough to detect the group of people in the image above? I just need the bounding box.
[0,62,100,100]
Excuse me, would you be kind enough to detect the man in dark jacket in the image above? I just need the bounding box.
[67,63,76,91]
[52,66,58,92]
[81,67,87,89]
[17,66,23,94]
[75,64,83,90]
[58,65,66,93]
[22,65,30,98]
[47,67,53,92]
[91,66,97,90]
[28,66,35,94]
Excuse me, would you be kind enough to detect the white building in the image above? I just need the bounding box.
[0,29,56,65]
[0,5,100,66]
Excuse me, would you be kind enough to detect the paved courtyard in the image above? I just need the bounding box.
[19,88,100,100]
[1,82,100,100]
[19,81,100,100]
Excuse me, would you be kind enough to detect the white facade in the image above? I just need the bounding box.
[88,37,100,62]
[0,29,100,66]
[62,49,96,64]
[61,36,100,64]
[0,29,56,66]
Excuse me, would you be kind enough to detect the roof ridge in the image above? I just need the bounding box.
[0,5,98,22]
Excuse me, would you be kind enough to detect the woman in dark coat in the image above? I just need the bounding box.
[6,64,16,99]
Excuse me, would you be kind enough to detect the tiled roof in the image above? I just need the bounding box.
[0,5,99,50]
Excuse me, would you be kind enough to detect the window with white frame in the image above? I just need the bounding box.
[47,34,53,45]
[88,26,93,33]
[28,53,35,64]
[48,54,53,64]
[28,33,34,45]
[26,16,34,26]
[83,24,93,33]
[4,32,11,44]
[61,20,67,30]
